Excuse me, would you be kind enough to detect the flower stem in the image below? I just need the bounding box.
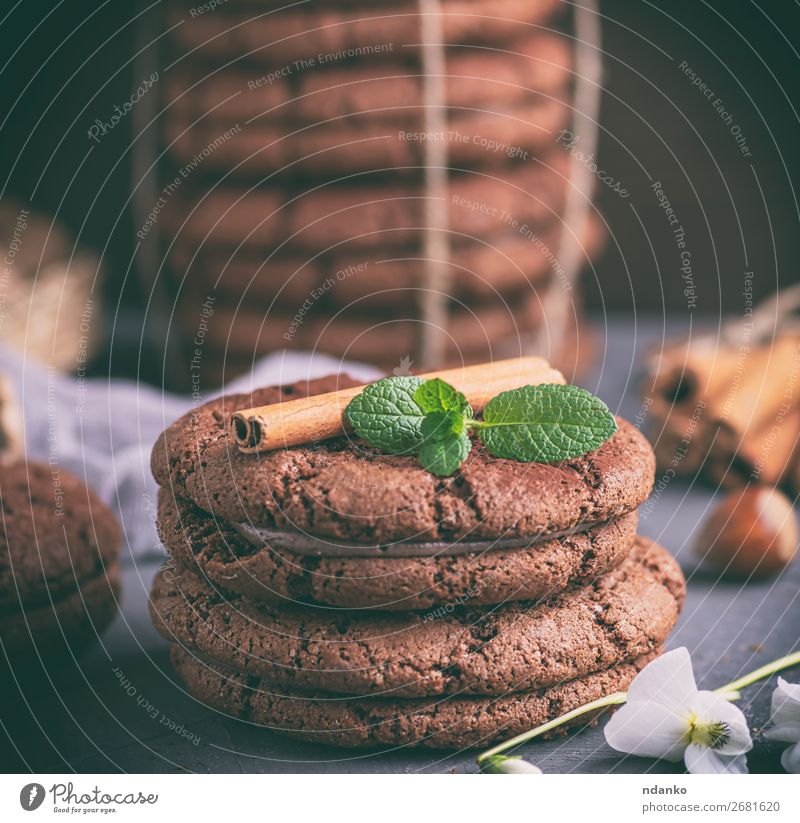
[714,650,800,695]
[475,649,800,767]
[475,691,627,763]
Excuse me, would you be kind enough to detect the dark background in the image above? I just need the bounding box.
[0,0,798,373]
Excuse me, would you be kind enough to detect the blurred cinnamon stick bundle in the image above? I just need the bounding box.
[642,286,800,493]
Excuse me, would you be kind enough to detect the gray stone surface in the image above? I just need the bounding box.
[2,320,798,773]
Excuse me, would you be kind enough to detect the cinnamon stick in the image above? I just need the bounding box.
[230,356,565,453]
[648,400,711,474]
[714,407,800,488]
[705,336,800,440]
[648,336,738,410]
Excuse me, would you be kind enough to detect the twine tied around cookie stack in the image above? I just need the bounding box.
[143,0,606,385]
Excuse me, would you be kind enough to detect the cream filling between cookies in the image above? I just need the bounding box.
[231,519,604,558]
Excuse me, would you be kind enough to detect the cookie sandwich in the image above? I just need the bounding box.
[150,357,684,749]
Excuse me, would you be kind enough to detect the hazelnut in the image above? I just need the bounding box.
[696,486,798,578]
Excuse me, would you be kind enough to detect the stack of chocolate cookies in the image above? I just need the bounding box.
[154,1,602,380]
[149,375,685,750]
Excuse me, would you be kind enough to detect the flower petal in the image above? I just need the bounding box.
[481,755,542,774]
[780,742,800,774]
[626,647,698,710]
[770,677,800,729]
[689,691,753,755]
[604,699,688,761]
[495,759,543,775]
[684,743,748,774]
[764,722,800,743]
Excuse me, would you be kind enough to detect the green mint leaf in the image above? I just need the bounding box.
[417,411,471,474]
[478,384,617,463]
[414,378,472,416]
[420,410,466,442]
[344,376,425,454]
[418,431,471,476]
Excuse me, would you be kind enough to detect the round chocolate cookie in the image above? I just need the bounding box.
[150,537,684,698]
[166,95,569,178]
[157,489,638,610]
[168,1,565,66]
[1,565,121,659]
[171,644,659,750]
[0,461,121,658]
[169,154,568,251]
[0,461,121,611]
[151,375,656,545]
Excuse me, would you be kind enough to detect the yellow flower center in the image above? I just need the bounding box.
[688,716,730,750]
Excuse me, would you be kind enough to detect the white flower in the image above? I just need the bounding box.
[777,742,800,773]
[604,648,753,774]
[482,755,542,774]
[763,677,800,773]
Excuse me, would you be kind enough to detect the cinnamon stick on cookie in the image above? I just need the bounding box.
[230,355,564,453]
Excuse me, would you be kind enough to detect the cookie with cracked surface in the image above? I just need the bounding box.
[171,644,660,750]
[149,537,684,698]
[157,489,638,610]
[0,461,121,611]
[151,374,655,545]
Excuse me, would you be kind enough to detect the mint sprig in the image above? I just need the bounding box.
[414,378,472,416]
[344,376,424,454]
[478,384,619,463]
[345,376,617,477]
[418,410,471,475]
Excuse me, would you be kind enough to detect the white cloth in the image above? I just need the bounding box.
[0,343,379,559]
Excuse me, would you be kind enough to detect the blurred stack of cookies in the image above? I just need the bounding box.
[0,463,121,664]
[154,0,603,381]
[149,374,684,750]
[0,380,120,667]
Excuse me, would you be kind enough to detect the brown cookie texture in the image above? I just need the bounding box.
[168,1,565,66]
[166,95,569,178]
[168,154,568,251]
[151,375,655,545]
[0,461,121,611]
[149,537,684,698]
[171,644,658,750]
[157,489,638,610]
[189,290,545,364]
[171,215,605,309]
[320,217,605,306]
[0,564,121,660]
[165,32,570,123]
